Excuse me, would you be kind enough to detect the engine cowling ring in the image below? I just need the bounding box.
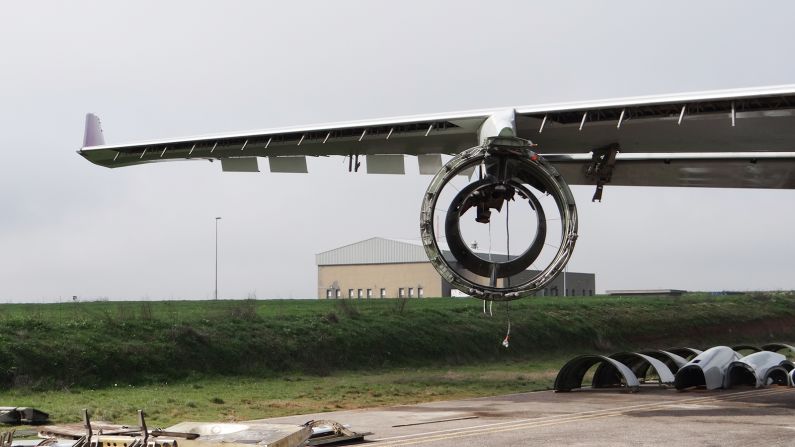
[419,137,578,301]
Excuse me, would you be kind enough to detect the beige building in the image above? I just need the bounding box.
[317,238,441,299]
[316,237,596,299]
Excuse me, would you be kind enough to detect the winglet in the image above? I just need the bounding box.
[83,113,105,147]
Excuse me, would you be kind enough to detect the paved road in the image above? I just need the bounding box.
[260,386,795,446]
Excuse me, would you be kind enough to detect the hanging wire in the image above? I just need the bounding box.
[505,200,510,288]
[506,200,510,259]
[488,220,493,262]
[502,200,511,349]
[502,301,511,348]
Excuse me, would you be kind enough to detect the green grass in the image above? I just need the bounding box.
[0,293,793,426]
[0,293,792,400]
[0,358,564,427]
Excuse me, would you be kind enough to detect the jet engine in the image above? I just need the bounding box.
[420,137,578,300]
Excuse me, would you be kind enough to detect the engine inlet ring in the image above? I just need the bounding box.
[420,138,578,301]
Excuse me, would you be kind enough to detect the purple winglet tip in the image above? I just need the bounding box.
[83,113,105,147]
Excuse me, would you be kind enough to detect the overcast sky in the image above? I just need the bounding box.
[1,1,794,302]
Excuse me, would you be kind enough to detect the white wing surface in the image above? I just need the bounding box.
[79,84,795,189]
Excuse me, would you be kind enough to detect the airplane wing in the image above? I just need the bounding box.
[79,84,795,189]
[517,85,795,190]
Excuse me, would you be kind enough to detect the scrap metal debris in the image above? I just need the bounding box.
[33,410,368,447]
[304,420,371,446]
[0,430,14,447]
[0,408,49,425]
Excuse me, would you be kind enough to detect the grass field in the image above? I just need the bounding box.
[0,293,792,426]
[0,358,563,427]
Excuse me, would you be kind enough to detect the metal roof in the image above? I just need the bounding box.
[606,289,686,296]
[316,237,431,266]
[315,237,520,266]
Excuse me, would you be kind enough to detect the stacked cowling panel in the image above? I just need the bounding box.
[554,343,795,393]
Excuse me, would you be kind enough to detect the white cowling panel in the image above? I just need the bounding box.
[675,346,741,390]
[608,352,675,385]
[726,351,788,388]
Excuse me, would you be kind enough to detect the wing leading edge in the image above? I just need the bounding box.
[79,84,795,189]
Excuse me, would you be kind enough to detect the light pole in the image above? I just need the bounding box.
[215,217,222,300]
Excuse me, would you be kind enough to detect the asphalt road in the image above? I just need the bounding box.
[260,386,795,446]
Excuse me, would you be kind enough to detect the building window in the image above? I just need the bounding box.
[380,288,386,298]
[398,288,405,298]
[418,287,424,298]
[408,288,414,298]
[357,289,363,299]
[326,289,333,299]
[366,288,372,299]
[348,289,354,299]
[335,289,341,299]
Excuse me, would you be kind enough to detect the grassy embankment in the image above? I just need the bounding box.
[0,293,792,426]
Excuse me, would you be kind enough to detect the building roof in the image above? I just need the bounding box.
[316,237,433,266]
[317,237,532,266]
[605,289,686,296]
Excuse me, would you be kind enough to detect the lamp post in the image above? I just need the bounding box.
[215,217,222,300]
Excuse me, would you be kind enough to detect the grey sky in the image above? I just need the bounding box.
[1,1,794,301]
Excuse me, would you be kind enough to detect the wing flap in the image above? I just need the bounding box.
[366,155,405,175]
[268,156,308,173]
[221,157,259,172]
[547,152,795,189]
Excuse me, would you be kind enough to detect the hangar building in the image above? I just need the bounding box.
[316,237,595,299]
